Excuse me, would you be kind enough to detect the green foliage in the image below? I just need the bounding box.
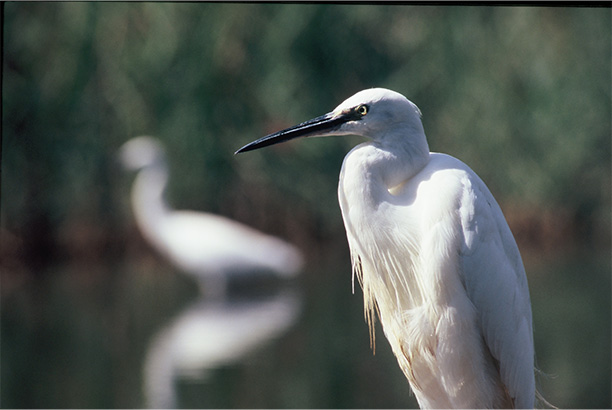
[3,3,610,237]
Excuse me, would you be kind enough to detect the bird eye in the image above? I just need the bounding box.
[356,104,369,116]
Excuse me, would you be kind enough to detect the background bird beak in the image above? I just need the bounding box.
[235,110,355,154]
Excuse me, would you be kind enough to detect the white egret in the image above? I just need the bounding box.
[236,88,536,409]
[120,136,303,297]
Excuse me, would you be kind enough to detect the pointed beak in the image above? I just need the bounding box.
[235,109,359,154]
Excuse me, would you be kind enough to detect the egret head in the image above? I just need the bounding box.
[235,88,424,154]
[119,136,166,171]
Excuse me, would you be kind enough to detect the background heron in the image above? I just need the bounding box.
[236,88,536,409]
[120,136,303,297]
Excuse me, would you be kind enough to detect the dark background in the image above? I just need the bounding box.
[2,4,610,408]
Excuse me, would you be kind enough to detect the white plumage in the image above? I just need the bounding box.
[120,136,303,297]
[236,88,535,408]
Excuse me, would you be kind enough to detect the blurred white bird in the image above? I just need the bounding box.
[236,88,536,409]
[120,136,303,297]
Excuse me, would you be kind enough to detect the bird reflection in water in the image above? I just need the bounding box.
[143,288,302,408]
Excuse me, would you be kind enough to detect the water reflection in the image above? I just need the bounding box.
[143,287,302,408]
[1,251,609,408]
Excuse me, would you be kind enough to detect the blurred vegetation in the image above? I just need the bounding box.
[1,3,610,409]
[3,4,610,254]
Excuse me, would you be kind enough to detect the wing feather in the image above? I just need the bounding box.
[459,172,535,409]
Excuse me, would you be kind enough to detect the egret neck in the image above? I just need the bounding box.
[338,126,430,313]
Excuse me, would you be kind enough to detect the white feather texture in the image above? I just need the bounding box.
[335,89,534,409]
[237,88,536,409]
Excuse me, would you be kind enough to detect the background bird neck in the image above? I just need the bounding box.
[131,165,171,239]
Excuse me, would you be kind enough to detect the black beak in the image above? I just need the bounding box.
[235,109,359,154]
